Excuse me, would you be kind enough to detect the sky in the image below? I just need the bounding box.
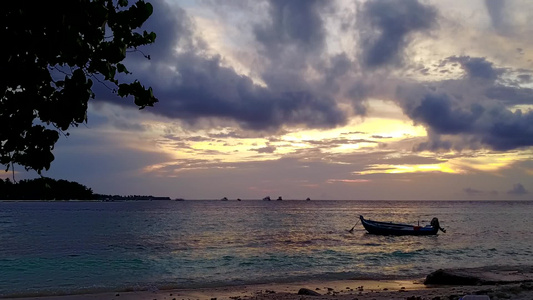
[7,0,533,200]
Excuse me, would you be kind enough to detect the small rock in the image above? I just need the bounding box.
[425,269,482,286]
[115,293,120,296]
[298,288,321,296]
[327,287,334,291]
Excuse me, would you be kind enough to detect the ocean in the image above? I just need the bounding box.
[1,200,532,297]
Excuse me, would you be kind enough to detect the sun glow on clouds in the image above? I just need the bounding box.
[144,101,427,164]
[359,163,459,175]
[117,96,527,181]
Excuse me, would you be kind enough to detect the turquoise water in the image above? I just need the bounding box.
[1,200,532,297]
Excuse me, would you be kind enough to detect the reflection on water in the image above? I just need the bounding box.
[0,200,532,296]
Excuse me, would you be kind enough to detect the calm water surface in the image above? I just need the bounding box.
[1,200,532,297]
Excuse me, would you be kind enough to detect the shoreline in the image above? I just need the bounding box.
[6,267,533,300]
[0,279,429,300]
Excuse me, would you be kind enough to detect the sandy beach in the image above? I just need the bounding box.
[7,266,533,300]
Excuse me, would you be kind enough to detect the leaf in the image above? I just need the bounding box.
[117,63,130,74]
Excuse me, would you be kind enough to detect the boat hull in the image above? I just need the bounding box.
[360,215,439,236]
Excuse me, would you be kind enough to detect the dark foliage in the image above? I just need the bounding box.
[1,0,158,174]
[94,194,171,200]
[0,177,94,200]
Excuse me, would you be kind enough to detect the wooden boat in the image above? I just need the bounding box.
[359,215,445,236]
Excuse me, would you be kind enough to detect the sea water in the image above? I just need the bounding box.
[1,200,532,297]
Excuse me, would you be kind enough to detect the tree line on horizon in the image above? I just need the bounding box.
[0,177,169,201]
[0,177,94,200]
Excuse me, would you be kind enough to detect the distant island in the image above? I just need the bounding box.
[0,177,170,201]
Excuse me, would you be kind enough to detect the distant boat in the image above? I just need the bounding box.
[306,197,311,201]
[276,196,282,201]
[358,215,446,236]
[237,198,241,201]
[221,197,228,201]
[262,196,271,201]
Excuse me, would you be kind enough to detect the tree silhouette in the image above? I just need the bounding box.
[1,0,158,174]
[0,178,94,200]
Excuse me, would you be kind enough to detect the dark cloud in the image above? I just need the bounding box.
[357,0,437,69]
[484,0,511,35]
[400,90,533,151]
[254,0,327,60]
[485,86,533,105]
[150,53,347,130]
[208,131,245,139]
[322,53,354,93]
[391,54,533,152]
[408,93,483,135]
[252,145,277,154]
[480,108,533,150]
[507,183,528,195]
[94,0,348,132]
[517,74,532,83]
[447,56,504,81]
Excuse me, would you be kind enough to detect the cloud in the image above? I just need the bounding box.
[357,0,437,69]
[252,145,277,153]
[93,1,533,155]
[507,183,528,195]
[484,0,511,35]
[447,56,504,81]
[93,0,349,132]
[484,86,533,105]
[253,0,327,59]
[404,92,533,151]
[408,93,483,135]
[392,54,533,152]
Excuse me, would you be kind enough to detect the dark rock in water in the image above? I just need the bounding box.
[425,269,482,285]
[298,288,321,296]
[425,266,533,286]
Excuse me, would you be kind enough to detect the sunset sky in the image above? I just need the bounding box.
[9,0,533,200]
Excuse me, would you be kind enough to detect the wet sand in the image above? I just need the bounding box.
[7,267,533,300]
